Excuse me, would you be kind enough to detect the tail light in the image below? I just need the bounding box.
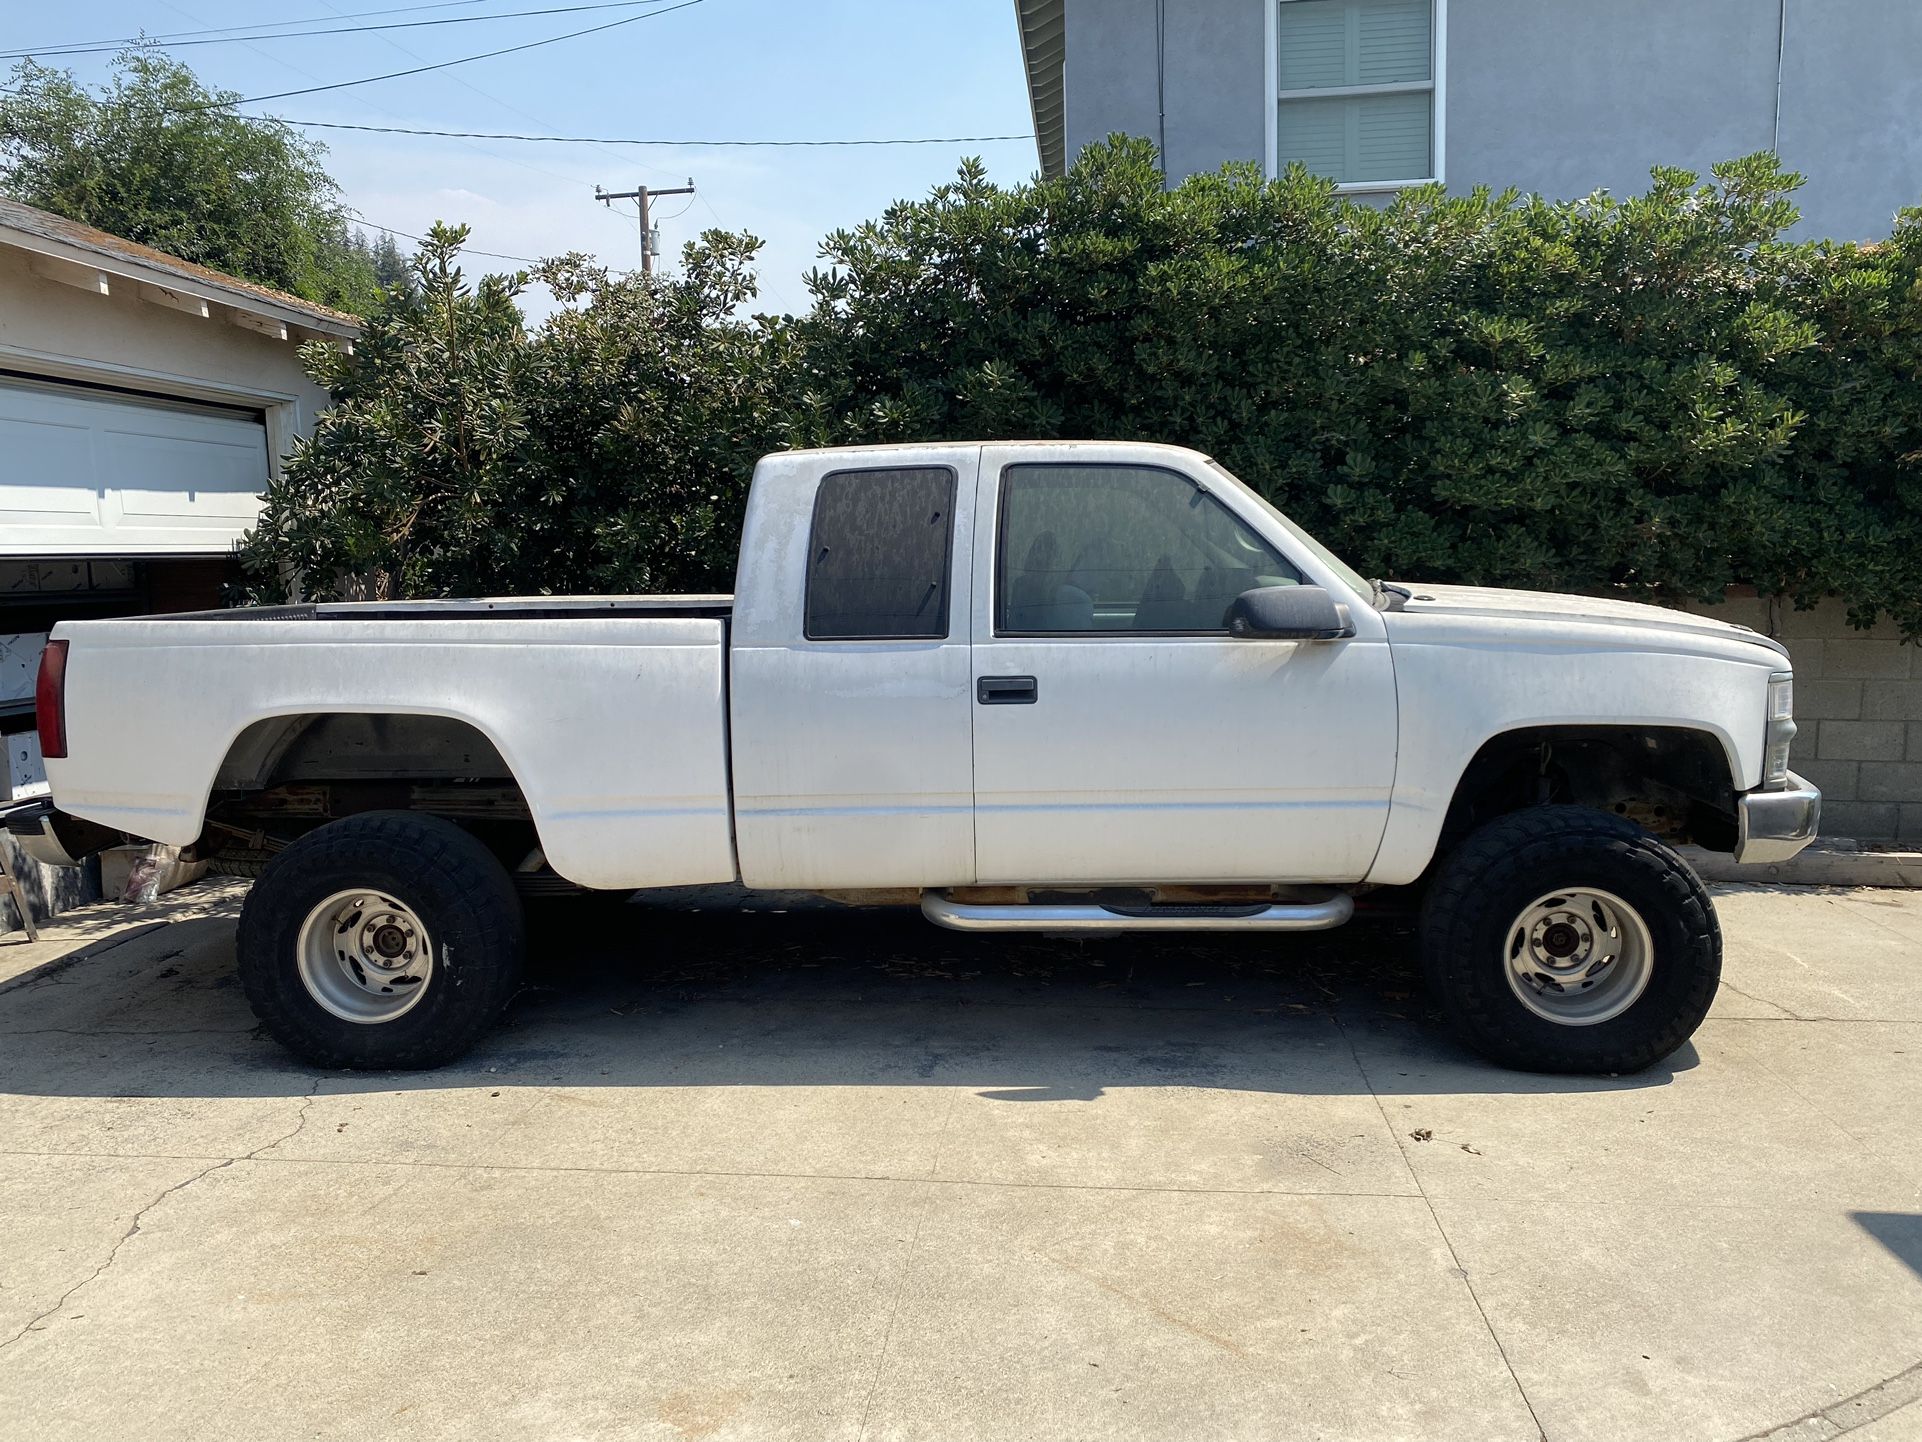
[35,639,69,760]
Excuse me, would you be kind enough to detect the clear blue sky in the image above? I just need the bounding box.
[5,1,1040,316]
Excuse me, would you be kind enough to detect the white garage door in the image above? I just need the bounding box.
[0,375,270,556]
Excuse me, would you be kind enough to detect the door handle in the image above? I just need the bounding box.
[977,675,1038,705]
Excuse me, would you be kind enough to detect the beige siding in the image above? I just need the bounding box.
[0,247,334,465]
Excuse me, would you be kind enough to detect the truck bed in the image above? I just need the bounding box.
[45,602,738,890]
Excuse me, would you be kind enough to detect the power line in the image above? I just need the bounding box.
[355,217,536,263]
[174,0,706,110]
[5,5,632,276]
[307,0,638,197]
[272,118,1037,147]
[2,2,680,61]
[148,0,610,225]
[9,1,494,51]
[327,0,685,184]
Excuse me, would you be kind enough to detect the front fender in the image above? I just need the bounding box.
[1368,625,1770,885]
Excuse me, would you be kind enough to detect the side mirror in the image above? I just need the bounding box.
[1224,585,1354,641]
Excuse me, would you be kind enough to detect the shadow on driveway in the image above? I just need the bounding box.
[0,886,1698,1103]
[1855,1212,1922,1284]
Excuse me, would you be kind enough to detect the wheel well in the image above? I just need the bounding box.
[214,712,516,789]
[200,713,544,875]
[1442,726,1739,853]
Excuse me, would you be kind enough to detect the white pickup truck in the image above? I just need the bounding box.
[12,441,1818,1074]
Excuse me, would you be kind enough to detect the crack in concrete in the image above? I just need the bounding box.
[1829,897,1922,954]
[0,1145,1424,1199]
[1336,1013,1550,1442]
[0,1077,324,1355]
[3,1144,1895,1214]
[1735,1355,1922,1440]
[249,1076,325,1159]
[1709,1015,1907,1024]
[1716,1029,1920,1186]
[0,924,171,997]
[1717,978,1806,1020]
[854,1084,962,1442]
[0,1157,232,1355]
[1041,1247,1249,1357]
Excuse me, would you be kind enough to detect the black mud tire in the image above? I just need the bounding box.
[237,811,524,1069]
[1419,806,1720,1074]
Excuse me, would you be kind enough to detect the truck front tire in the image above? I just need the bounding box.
[237,812,525,1069]
[1419,806,1720,1074]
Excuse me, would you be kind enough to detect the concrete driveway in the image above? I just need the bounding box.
[0,879,1918,1442]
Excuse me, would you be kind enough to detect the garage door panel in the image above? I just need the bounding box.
[0,409,102,519]
[104,426,267,521]
[0,378,268,555]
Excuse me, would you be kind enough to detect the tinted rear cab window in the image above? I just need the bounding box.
[805,466,956,640]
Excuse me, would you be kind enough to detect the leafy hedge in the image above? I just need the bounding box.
[244,140,1922,636]
[247,226,788,598]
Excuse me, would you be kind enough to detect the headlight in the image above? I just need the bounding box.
[1764,671,1796,786]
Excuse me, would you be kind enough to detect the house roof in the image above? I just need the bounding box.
[0,196,362,340]
[1013,0,1067,180]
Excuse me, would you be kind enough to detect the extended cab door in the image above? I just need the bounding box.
[968,445,1397,885]
[729,447,980,889]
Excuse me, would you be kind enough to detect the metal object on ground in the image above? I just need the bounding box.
[0,828,38,940]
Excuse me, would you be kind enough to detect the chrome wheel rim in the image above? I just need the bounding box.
[296,889,434,1024]
[1502,887,1652,1026]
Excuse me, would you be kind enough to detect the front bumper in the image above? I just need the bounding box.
[1733,772,1821,864]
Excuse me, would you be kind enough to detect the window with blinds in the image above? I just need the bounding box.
[1275,0,1436,185]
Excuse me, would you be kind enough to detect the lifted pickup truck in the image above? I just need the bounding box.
[13,441,1818,1073]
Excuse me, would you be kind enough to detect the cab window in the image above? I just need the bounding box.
[996,464,1300,634]
[805,467,956,640]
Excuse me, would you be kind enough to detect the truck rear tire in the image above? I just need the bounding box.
[236,811,525,1069]
[1419,806,1720,1074]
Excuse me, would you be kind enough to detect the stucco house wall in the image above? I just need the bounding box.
[1030,0,1922,239]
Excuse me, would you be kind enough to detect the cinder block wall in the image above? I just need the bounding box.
[1683,591,1920,843]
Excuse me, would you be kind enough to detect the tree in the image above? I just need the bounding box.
[1,50,381,312]
[369,231,419,301]
[241,223,792,600]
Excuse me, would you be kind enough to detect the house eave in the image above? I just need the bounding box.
[0,223,362,342]
[1013,0,1067,179]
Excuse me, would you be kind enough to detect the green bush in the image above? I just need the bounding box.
[242,223,789,599]
[1759,217,1922,631]
[244,140,1922,637]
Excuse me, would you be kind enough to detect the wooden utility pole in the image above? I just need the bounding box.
[594,179,695,275]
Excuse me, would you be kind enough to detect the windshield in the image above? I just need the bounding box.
[1204,460,1374,601]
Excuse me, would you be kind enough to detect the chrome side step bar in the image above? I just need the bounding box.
[920,889,1354,934]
